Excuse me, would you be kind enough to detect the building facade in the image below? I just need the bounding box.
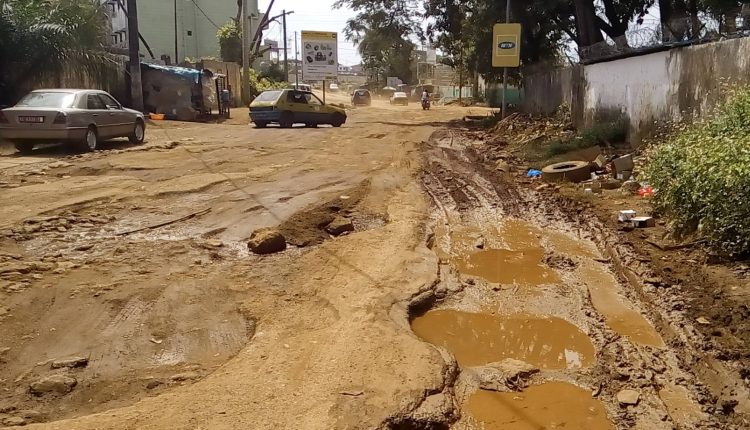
[103,0,239,64]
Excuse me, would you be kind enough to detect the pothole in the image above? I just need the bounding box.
[455,248,559,285]
[464,382,613,430]
[410,310,595,369]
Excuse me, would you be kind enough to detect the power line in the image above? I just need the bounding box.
[187,0,221,30]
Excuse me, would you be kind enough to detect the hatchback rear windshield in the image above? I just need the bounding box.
[255,91,282,102]
[355,90,370,96]
[17,92,76,108]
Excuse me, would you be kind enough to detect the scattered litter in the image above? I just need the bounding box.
[527,169,542,178]
[612,154,635,175]
[339,390,365,397]
[632,217,656,228]
[638,186,655,197]
[696,317,711,325]
[149,337,163,344]
[618,210,637,222]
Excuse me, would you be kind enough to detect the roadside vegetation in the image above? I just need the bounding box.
[644,86,750,256]
[0,0,113,106]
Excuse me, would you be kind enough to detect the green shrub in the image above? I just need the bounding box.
[643,86,750,256]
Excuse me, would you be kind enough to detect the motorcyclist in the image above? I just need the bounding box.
[421,90,430,102]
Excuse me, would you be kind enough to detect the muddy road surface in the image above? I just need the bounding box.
[0,102,745,429]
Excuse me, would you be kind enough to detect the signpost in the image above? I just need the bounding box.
[301,30,338,103]
[493,4,521,119]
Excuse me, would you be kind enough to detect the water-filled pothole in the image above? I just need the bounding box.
[410,310,595,369]
[579,264,664,347]
[465,382,613,430]
[455,248,559,285]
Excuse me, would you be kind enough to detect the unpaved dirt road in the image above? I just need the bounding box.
[0,100,746,429]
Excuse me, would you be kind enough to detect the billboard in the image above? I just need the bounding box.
[492,23,521,68]
[301,31,339,81]
[426,48,437,64]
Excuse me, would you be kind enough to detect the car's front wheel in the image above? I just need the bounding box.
[331,113,345,128]
[279,111,294,128]
[77,126,98,152]
[129,120,145,144]
[14,142,34,155]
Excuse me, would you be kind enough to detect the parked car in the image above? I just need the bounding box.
[0,89,145,153]
[390,92,409,106]
[249,89,347,128]
[329,83,339,92]
[351,89,372,107]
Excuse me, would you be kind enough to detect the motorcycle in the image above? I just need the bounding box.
[421,98,431,110]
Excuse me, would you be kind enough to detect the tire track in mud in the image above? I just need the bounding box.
[389,128,736,429]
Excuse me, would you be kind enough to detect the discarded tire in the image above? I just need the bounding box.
[541,161,591,183]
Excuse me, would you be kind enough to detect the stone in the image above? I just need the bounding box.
[696,317,711,325]
[473,359,540,391]
[495,160,511,172]
[0,263,31,275]
[145,379,163,389]
[169,372,200,382]
[16,410,43,422]
[326,217,355,236]
[74,244,94,252]
[617,389,640,406]
[2,416,26,427]
[200,239,224,250]
[247,229,286,255]
[29,375,77,395]
[51,357,89,369]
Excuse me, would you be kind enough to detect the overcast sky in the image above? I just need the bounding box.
[258,0,362,66]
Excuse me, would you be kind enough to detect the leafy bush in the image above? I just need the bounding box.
[643,86,750,256]
[217,20,241,64]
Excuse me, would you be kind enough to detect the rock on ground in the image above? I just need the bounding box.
[326,216,354,236]
[247,228,286,255]
[51,357,89,369]
[471,358,540,392]
[29,375,77,396]
[617,389,641,405]
[2,416,26,426]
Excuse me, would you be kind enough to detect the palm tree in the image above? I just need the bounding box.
[0,0,116,106]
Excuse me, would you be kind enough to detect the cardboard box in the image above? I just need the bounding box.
[618,210,637,222]
[632,216,655,228]
[612,155,635,175]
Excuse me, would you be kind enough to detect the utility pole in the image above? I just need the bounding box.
[126,0,144,111]
[501,0,511,119]
[173,0,178,64]
[294,31,299,86]
[241,0,250,105]
[282,10,289,80]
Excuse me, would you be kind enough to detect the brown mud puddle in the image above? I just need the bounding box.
[465,382,613,430]
[455,248,559,285]
[437,220,560,285]
[411,310,594,369]
[579,264,664,347]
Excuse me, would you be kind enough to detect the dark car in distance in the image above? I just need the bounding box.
[351,89,372,107]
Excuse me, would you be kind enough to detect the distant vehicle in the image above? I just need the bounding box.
[390,92,409,106]
[351,89,372,107]
[422,98,431,110]
[290,83,312,92]
[0,89,145,154]
[249,89,347,128]
[329,83,339,92]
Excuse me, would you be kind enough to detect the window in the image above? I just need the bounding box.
[98,93,121,109]
[87,94,106,110]
[187,30,193,36]
[17,92,75,108]
[254,91,282,103]
[288,91,307,104]
[305,94,322,106]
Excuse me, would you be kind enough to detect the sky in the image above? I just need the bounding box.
[258,0,362,66]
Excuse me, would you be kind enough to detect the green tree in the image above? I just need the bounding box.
[334,0,420,84]
[217,20,242,64]
[0,0,114,105]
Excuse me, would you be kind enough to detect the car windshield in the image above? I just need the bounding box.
[255,91,282,103]
[17,92,76,108]
[355,91,369,96]
[394,92,407,97]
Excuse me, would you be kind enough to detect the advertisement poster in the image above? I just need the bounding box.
[492,23,522,68]
[301,31,339,81]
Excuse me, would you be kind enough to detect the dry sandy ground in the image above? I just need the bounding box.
[0,99,746,429]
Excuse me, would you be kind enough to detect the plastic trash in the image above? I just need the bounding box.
[638,186,654,197]
[527,169,542,178]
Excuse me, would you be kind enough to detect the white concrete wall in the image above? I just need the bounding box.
[582,50,679,139]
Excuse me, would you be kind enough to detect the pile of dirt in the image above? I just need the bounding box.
[278,180,370,247]
[488,112,574,147]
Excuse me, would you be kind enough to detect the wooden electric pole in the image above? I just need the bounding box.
[282,10,289,79]
[126,0,144,112]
